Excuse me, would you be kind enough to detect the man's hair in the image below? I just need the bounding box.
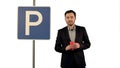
[64,10,76,17]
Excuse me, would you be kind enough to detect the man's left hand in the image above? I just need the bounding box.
[74,43,80,49]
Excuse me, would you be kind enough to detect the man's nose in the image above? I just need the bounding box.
[68,18,72,20]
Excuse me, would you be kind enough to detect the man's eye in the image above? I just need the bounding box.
[67,17,69,19]
[71,16,73,18]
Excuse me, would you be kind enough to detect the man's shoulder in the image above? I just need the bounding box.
[58,26,67,31]
[76,25,85,29]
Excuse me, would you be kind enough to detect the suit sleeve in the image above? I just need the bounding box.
[76,27,91,51]
[75,27,91,51]
[55,30,66,53]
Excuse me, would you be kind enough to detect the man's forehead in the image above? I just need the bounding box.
[66,13,74,16]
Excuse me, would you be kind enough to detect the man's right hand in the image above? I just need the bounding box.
[65,45,72,51]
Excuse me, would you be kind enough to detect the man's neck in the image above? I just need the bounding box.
[68,24,75,30]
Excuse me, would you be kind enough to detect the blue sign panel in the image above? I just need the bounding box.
[18,7,50,39]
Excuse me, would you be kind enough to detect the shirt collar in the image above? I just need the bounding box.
[68,25,76,31]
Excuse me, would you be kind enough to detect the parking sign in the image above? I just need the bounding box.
[18,7,50,39]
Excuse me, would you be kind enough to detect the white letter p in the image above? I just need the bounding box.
[25,11,43,35]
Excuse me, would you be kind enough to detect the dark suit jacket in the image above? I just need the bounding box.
[55,25,91,67]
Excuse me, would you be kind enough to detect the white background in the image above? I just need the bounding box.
[0,0,120,68]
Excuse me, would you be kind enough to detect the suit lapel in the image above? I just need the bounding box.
[75,26,79,42]
[64,27,71,42]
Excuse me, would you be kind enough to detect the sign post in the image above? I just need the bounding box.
[18,0,50,68]
[33,0,35,68]
[33,40,35,68]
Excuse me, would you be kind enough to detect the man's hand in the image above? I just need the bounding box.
[65,45,72,51]
[65,42,80,51]
[74,43,80,49]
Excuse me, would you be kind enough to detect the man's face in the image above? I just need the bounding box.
[65,13,76,26]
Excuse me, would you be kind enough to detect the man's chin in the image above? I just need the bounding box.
[69,24,74,26]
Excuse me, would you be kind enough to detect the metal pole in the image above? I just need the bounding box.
[33,0,35,6]
[33,40,35,68]
[33,0,35,68]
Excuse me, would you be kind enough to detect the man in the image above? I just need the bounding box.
[55,10,91,68]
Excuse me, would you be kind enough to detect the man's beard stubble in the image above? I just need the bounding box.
[68,22,74,26]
